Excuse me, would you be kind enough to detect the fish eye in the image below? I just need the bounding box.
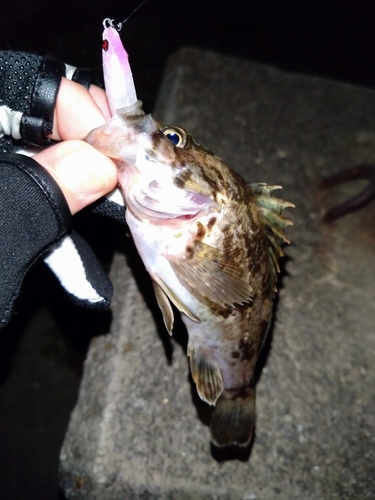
[165,132,180,145]
[162,127,187,148]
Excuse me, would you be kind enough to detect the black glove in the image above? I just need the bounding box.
[0,153,70,327]
[0,51,96,151]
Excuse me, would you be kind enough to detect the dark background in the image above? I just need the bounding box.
[2,0,375,109]
[1,1,375,499]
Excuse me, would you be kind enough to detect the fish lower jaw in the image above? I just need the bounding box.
[127,205,210,227]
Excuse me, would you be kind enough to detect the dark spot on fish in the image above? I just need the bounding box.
[231,350,241,359]
[149,131,171,154]
[173,168,191,189]
[259,319,270,334]
[172,160,187,169]
[228,245,242,260]
[243,232,253,259]
[221,225,242,261]
[260,280,272,302]
[197,163,219,196]
[226,384,253,400]
[221,225,231,243]
[265,225,273,236]
[124,113,147,128]
[251,261,261,275]
[239,338,255,361]
[207,217,216,230]
[233,385,253,400]
[185,246,194,259]
[213,167,224,183]
[174,177,185,189]
[181,168,191,180]
[196,222,206,239]
[206,299,233,318]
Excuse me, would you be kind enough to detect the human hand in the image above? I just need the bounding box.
[33,78,117,215]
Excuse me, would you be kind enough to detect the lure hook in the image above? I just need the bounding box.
[103,18,115,29]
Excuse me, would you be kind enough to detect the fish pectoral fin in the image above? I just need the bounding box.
[152,280,174,335]
[168,240,252,307]
[188,343,223,405]
[152,276,200,326]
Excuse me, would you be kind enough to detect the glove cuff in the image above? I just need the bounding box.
[1,153,71,233]
[20,58,65,147]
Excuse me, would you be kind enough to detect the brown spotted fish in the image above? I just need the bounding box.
[86,21,293,447]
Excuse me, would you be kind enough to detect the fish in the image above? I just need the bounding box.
[86,20,294,447]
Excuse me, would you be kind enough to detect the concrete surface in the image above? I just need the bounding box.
[59,49,375,499]
[0,263,114,500]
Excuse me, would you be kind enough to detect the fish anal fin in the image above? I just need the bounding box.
[188,344,223,405]
[168,240,252,307]
[152,280,174,335]
[210,386,255,447]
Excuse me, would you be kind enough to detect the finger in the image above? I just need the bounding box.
[50,78,107,141]
[89,84,112,121]
[33,140,118,214]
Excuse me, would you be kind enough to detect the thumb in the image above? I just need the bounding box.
[33,140,118,214]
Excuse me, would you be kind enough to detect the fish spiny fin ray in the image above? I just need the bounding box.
[152,276,200,324]
[168,240,253,307]
[249,183,294,290]
[152,280,174,335]
[188,343,224,405]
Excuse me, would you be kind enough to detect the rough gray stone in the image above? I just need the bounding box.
[60,48,375,499]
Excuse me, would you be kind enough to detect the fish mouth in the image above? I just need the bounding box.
[128,201,214,225]
[127,186,220,224]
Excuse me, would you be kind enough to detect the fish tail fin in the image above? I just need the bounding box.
[210,387,255,447]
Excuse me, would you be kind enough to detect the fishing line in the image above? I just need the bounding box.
[103,0,149,32]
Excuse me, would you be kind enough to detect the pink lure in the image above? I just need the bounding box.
[102,20,138,115]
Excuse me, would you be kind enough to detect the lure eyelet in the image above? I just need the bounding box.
[162,127,187,148]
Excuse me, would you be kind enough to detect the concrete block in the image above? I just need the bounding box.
[60,48,375,499]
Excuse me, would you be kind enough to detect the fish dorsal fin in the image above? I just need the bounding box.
[152,276,200,329]
[168,240,253,307]
[188,343,224,405]
[249,183,294,290]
